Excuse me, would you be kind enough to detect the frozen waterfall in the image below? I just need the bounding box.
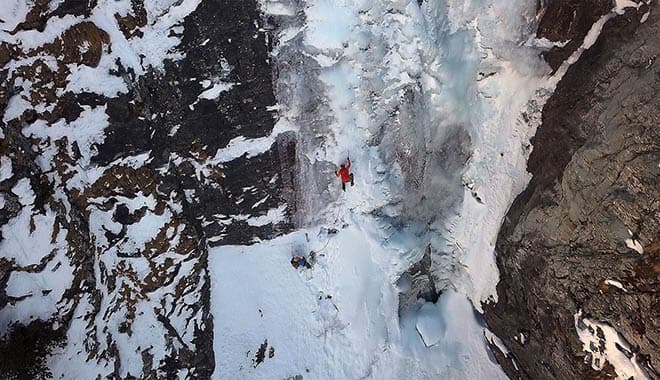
[210,0,560,378]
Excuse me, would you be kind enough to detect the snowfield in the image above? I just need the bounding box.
[210,218,506,379]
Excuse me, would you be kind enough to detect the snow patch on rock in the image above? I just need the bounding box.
[575,311,650,380]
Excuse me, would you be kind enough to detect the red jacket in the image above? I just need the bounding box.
[336,162,351,182]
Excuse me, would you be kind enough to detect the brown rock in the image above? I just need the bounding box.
[12,0,50,33]
[44,22,110,67]
[115,0,148,39]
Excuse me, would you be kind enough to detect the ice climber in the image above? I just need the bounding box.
[335,157,354,191]
[291,255,311,269]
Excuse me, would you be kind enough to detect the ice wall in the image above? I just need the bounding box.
[399,0,554,306]
[269,0,553,302]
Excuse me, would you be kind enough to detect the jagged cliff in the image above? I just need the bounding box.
[485,2,659,379]
[0,0,293,378]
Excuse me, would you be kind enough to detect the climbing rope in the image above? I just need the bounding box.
[313,237,332,255]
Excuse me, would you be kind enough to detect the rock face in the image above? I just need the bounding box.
[485,3,659,380]
[536,0,612,71]
[0,0,293,378]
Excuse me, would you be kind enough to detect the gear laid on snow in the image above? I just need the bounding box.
[335,157,355,191]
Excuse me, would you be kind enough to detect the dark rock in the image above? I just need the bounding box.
[536,0,612,72]
[485,3,659,379]
[253,339,269,368]
[0,320,65,379]
[51,0,98,18]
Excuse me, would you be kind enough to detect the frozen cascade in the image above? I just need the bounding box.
[210,0,569,378]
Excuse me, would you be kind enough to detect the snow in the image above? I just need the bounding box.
[615,0,644,14]
[23,105,110,170]
[198,82,234,100]
[2,0,204,124]
[415,302,446,347]
[48,295,112,379]
[0,196,72,331]
[484,328,519,370]
[0,0,33,32]
[2,93,32,122]
[0,0,630,377]
[211,219,506,379]
[263,2,296,16]
[64,54,128,96]
[398,290,507,379]
[210,119,296,163]
[129,0,203,68]
[575,311,650,380]
[2,14,80,51]
[246,205,287,227]
[625,238,644,254]
[67,151,153,192]
[2,244,74,329]
[0,1,208,377]
[554,0,648,78]
[69,192,204,378]
[303,0,359,50]
[532,38,571,49]
[294,0,554,313]
[11,178,35,206]
[0,156,13,181]
[605,279,627,292]
[484,328,510,356]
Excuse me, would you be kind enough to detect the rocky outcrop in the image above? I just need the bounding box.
[485,2,658,380]
[536,0,612,71]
